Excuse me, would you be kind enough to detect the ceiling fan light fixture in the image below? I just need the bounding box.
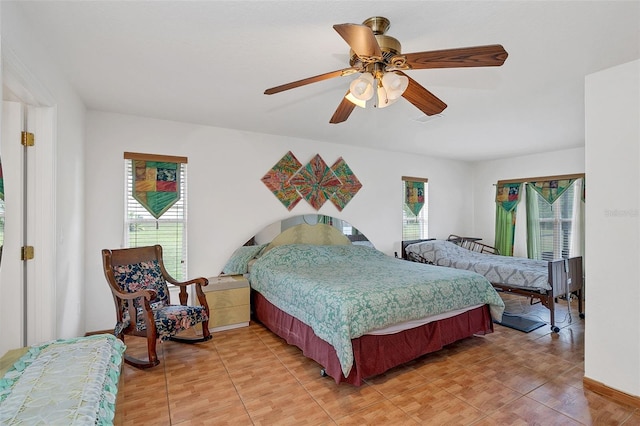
[375,84,398,109]
[349,73,375,101]
[381,71,408,100]
[345,91,367,108]
[263,16,507,123]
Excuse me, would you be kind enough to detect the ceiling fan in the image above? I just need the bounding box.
[264,16,508,124]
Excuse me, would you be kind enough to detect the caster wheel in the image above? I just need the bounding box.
[320,368,327,377]
[551,325,560,333]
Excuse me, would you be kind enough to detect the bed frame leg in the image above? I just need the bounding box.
[577,288,585,319]
[548,295,560,333]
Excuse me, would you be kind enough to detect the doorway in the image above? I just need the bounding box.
[0,52,56,356]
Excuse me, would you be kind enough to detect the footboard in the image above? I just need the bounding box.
[549,256,583,295]
[548,256,584,331]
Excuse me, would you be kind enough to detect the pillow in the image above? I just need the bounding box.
[222,244,267,275]
[263,223,351,254]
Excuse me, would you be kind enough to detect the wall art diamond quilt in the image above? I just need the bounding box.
[260,151,303,211]
[329,157,362,211]
[261,152,362,211]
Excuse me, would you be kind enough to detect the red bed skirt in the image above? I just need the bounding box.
[252,291,494,386]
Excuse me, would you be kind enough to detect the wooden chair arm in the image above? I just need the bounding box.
[163,276,210,307]
[165,276,209,288]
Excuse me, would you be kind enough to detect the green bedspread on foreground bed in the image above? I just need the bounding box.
[250,244,505,377]
[0,334,125,425]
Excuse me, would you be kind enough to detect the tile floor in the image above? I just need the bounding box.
[116,294,640,425]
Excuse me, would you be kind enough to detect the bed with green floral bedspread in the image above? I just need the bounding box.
[249,244,505,377]
[0,334,125,425]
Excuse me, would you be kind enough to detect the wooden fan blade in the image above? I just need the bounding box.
[333,23,382,60]
[402,44,508,69]
[329,91,357,124]
[264,67,360,95]
[400,72,447,116]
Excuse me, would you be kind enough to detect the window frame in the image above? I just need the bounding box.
[123,156,188,281]
[533,179,582,261]
[402,176,429,241]
[497,173,584,260]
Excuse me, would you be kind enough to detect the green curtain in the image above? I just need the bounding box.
[494,182,522,256]
[495,208,516,256]
[526,184,541,259]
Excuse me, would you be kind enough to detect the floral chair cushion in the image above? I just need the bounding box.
[111,260,209,340]
[112,260,169,306]
[115,304,209,341]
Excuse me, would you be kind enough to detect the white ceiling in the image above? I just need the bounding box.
[11,1,640,161]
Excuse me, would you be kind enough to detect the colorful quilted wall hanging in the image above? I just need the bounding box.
[261,151,303,211]
[495,182,522,212]
[124,152,187,220]
[330,158,362,211]
[133,160,180,219]
[261,152,362,211]
[529,179,575,205]
[290,154,342,210]
[404,180,425,216]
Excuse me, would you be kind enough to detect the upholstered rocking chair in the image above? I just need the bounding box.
[102,245,212,368]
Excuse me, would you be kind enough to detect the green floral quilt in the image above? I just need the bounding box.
[0,334,125,425]
[250,244,505,377]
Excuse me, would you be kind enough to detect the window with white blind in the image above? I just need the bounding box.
[402,177,428,240]
[124,159,187,280]
[533,181,580,261]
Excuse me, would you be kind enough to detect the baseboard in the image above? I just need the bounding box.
[583,377,640,409]
[210,322,250,333]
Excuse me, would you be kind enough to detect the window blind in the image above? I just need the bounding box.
[535,179,581,261]
[124,159,188,280]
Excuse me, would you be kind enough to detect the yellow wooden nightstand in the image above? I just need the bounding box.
[202,274,250,332]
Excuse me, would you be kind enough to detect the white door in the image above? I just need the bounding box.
[0,101,26,355]
[0,100,56,357]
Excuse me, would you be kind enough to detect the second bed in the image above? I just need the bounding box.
[402,239,584,332]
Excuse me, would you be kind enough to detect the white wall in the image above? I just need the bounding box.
[585,60,640,396]
[84,111,475,331]
[471,147,585,256]
[1,2,87,339]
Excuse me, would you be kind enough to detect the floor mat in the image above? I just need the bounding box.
[495,313,546,333]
